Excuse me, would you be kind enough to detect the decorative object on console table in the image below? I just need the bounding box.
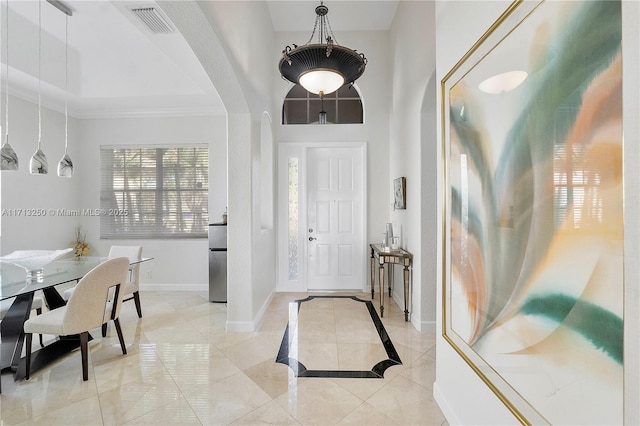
[442,1,623,424]
[393,177,406,210]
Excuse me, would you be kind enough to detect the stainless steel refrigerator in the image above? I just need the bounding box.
[208,223,227,303]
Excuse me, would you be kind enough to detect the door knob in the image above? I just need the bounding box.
[308,237,316,241]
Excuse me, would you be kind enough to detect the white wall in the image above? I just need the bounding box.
[76,114,225,288]
[434,1,640,424]
[0,94,80,255]
[388,1,436,331]
[160,1,278,330]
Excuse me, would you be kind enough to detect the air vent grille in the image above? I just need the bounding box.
[130,7,174,34]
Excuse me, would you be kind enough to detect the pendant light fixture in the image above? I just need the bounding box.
[278,1,367,97]
[318,96,327,124]
[57,10,72,177]
[1,0,18,171]
[30,0,47,175]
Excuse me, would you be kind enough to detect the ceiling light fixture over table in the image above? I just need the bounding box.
[1,0,18,171]
[29,0,47,175]
[278,1,367,97]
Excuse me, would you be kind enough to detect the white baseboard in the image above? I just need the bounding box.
[433,381,459,425]
[225,320,255,332]
[140,283,208,292]
[421,320,436,332]
[226,289,276,332]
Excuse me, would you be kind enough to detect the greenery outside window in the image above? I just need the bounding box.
[100,146,208,239]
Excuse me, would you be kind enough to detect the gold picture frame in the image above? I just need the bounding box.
[441,0,623,423]
[393,177,406,210]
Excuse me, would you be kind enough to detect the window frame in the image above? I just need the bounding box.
[100,144,209,239]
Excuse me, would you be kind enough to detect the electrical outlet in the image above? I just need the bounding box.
[146,271,152,279]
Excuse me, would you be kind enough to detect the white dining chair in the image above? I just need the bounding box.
[24,257,129,381]
[107,246,143,318]
[63,245,143,335]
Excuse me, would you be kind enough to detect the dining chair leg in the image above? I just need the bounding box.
[79,331,89,381]
[113,318,127,355]
[101,323,107,337]
[36,307,44,347]
[133,291,142,318]
[25,333,33,380]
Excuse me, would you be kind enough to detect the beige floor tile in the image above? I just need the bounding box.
[122,396,201,425]
[243,358,303,399]
[181,371,272,425]
[221,332,282,371]
[295,320,337,342]
[330,377,388,401]
[93,343,166,393]
[232,400,300,425]
[158,343,242,388]
[20,395,104,426]
[0,291,442,426]
[365,375,446,425]
[400,351,437,389]
[291,342,339,370]
[98,372,184,425]
[337,343,390,370]
[275,378,363,424]
[337,401,398,425]
[2,352,100,424]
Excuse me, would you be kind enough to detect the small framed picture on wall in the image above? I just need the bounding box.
[394,177,406,210]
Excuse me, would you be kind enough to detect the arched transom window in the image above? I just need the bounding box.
[282,84,363,125]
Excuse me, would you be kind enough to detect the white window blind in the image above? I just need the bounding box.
[100,146,208,239]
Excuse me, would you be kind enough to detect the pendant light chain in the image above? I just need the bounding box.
[4,0,9,139]
[37,0,42,149]
[64,13,68,154]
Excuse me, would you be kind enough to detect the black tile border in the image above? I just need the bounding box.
[275,295,402,378]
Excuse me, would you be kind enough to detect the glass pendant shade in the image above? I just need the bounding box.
[57,153,73,177]
[299,69,344,96]
[1,137,18,171]
[57,13,73,178]
[2,0,18,171]
[30,148,48,174]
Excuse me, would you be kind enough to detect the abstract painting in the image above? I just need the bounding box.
[441,1,623,423]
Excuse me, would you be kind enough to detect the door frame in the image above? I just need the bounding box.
[277,142,368,292]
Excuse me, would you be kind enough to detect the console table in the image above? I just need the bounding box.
[369,243,412,321]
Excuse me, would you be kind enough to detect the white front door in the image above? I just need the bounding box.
[306,147,365,290]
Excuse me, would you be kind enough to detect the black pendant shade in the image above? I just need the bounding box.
[279,2,367,96]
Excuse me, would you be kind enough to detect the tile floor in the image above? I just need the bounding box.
[0,291,447,425]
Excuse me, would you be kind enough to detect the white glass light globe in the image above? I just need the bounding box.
[299,69,345,95]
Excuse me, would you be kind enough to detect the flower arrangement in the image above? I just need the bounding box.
[73,226,90,257]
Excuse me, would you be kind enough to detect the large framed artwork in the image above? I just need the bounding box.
[441,0,623,424]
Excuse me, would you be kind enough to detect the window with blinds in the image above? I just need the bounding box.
[100,146,208,239]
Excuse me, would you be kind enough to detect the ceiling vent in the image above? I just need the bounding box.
[129,6,175,34]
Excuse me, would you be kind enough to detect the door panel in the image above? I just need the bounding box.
[307,147,364,290]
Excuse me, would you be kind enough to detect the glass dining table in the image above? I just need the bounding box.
[0,256,151,392]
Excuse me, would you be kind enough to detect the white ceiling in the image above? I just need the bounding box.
[1,0,398,119]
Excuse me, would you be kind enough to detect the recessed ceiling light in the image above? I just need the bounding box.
[478,70,528,94]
